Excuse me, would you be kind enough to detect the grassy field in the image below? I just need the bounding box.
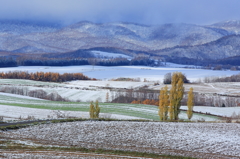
[0,93,219,121]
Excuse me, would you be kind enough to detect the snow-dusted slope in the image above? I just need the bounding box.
[209,20,240,34]
[156,35,240,60]
[0,21,232,53]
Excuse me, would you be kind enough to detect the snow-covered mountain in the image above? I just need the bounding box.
[1,20,240,64]
[209,20,240,34]
[0,20,234,54]
[155,35,240,61]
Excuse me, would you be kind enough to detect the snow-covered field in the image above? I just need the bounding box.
[91,50,132,59]
[0,104,144,121]
[0,92,219,122]
[181,106,240,117]
[1,65,239,82]
[1,151,144,159]
[1,121,240,159]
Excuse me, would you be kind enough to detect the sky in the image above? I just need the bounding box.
[0,0,240,26]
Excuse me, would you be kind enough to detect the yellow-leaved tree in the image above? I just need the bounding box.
[95,100,100,118]
[89,100,100,119]
[159,72,191,121]
[187,87,194,120]
[89,101,95,118]
[169,72,184,120]
[163,86,169,120]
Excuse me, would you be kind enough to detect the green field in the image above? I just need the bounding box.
[0,93,219,121]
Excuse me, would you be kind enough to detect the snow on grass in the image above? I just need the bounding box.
[68,80,150,89]
[165,62,201,68]
[0,93,218,121]
[91,50,132,59]
[0,105,142,121]
[2,121,240,158]
[181,106,240,117]
[0,79,157,102]
[1,65,239,82]
[0,92,44,100]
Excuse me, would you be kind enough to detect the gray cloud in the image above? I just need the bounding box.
[0,0,240,25]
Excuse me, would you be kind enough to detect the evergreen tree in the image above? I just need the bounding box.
[187,87,194,120]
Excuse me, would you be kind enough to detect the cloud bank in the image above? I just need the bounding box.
[0,0,240,25]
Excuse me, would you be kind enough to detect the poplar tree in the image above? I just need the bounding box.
[163,86,169,120]
[89,101,95,118]
[95,100,100,118]
[187,87,194,120]
[169,72,184,120]
[89,100,100,119]
[158,86,169,121]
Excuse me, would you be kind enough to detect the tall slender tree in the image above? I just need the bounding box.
[158,86,169,121]
[95,100,100,118]
[163,86,169,120]
[89,101,95,118]
[169,72,184,120]
[89,100,100,119]
[187,87,194,120]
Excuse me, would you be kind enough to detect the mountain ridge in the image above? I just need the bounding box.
[1,20,240,64]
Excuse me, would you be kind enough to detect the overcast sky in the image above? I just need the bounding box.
[0,0,240,25]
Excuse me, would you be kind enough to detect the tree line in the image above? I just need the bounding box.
[203,73,240,83]
[0,56,156,67]
[0,71,92,82]
[0,57,17,67]
[0,86,67,102]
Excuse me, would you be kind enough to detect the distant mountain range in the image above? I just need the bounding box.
[1,20,240,64]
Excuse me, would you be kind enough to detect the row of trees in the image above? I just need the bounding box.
[0,86,66,101]
[94,72,194,121]
[0,56,156,67]
[0,57,17,67]
[0,71,92,82]
[202,73,240,83]
[158,72,194,121]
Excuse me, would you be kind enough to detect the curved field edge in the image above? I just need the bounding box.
[0,93,219,121]
[0,140,195,159]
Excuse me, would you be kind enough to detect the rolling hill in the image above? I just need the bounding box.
[1,20,240,64]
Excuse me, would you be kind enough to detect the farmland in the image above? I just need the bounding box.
[0,92,218,121]
[1,64,240,158]
[1,64,240,82]
[1,121,240,159]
